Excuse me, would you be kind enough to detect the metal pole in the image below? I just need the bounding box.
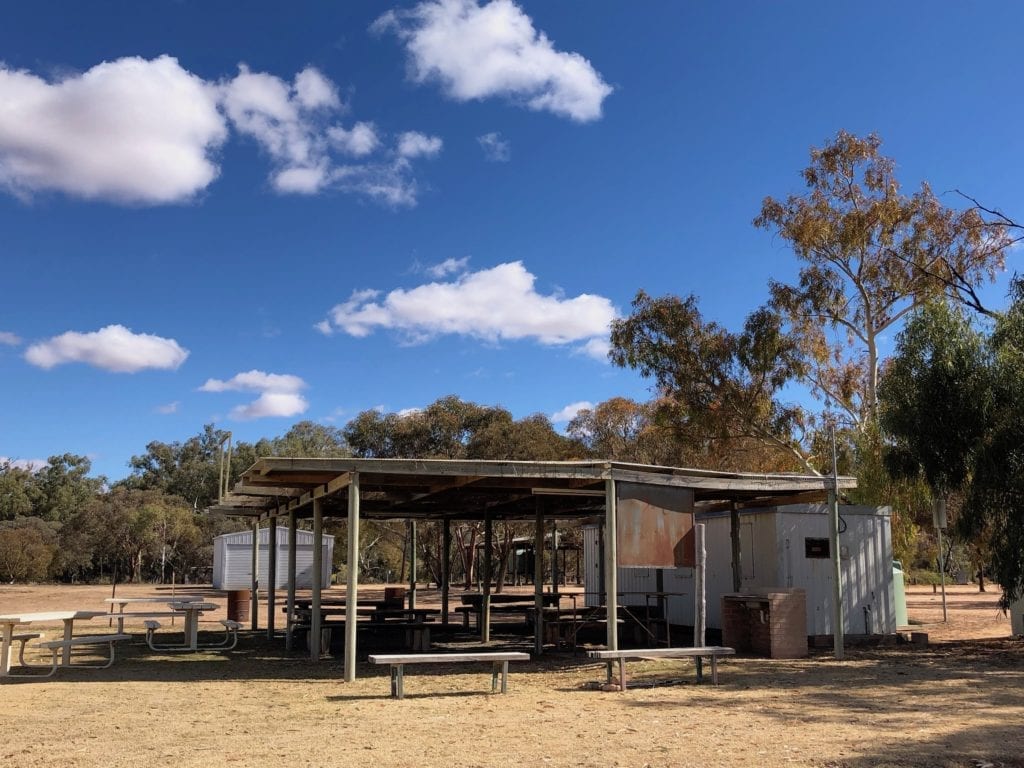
[286,510,297,651]
[344,474,360,682]
[441,518,451,626]
[311,500,323,661]
[935,497,948,623]
[483,515,493,643]
[534,498,545,655]
[267,514,277,639]
[250,519,260,632]
[829,426,845,660]
[408,520,417,610]
[551,522,559,594]
[729,501,742,593]
[605,476,618,651]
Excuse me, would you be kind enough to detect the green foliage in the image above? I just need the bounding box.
[0,517,57,582]
[609,291,815,472]
[962,279,1024,604]
[879,302,991,495]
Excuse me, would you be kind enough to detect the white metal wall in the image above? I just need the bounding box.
[583,504,895,635]
[212,527,334,590]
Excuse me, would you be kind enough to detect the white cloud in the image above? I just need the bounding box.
[397,131,443,158]
[221,66,435,204]
[0,56,227,203]
[328,122,380,156]
[551,400,593,423]
[0,456,47,472]
[318,261,615,354]
[577,336,611,362]
[0,331,21,346]
[221,65,338,194]
[397,407,423,417]
[477,131,510,162]
[24,324,189,373]
[0,56,439,207]
[155,401,180,415]
[374,0,613,122]
[199,369,308,421]
[425,256,469,278]
[231,392,308,421]
[200,370,305,393]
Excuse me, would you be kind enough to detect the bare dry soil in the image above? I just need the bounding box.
[0,583,1020,768]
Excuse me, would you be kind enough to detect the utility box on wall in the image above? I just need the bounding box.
[212,527,333,590]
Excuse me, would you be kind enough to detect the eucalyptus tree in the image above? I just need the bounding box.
[756,131,1011,429]
[610,293,816,473]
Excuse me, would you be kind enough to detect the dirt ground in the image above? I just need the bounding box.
[1,582,1020,768]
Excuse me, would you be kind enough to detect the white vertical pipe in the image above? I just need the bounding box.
[344,474,360,682]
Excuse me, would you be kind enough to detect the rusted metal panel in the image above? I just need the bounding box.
[615,482,695,568]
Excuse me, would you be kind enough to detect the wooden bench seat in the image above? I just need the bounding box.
[368,651,531,699]
[588,646,736,690]
[30,633,132,676]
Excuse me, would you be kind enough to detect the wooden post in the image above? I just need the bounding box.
[344,473,360,682]
[311,500,323,662]
[441,518,451,626]
[286,510,297,651]
[250,519,259,632]
[829,426,844,660]
[267,514,277,639]
[408,519,417,610]
[729,502,742,593]
[483,515,493,643]
[694,523,706,647]
[534,498,545,655]
[605,477,618,651]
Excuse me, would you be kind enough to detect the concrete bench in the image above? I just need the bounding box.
[587,646,736,690]
[31,633,132,676]
[368,651,531,699]
[11,632,42,666]
[106,610,182,633]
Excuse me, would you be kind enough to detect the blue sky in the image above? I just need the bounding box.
[1,1,1022,480]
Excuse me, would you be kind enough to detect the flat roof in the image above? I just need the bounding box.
[207,457,857,522]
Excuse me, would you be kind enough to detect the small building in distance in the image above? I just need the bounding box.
[213,527,334,590]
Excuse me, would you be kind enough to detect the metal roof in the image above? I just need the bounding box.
[206,457,857,522]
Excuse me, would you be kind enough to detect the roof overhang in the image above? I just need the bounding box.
[206,458,857,523]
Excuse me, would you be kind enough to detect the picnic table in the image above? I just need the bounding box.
[0,610,110,676]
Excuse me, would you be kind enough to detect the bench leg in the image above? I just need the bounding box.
[491,663,499,693]
[501,660,509,693]
[390,664,404,699]
[710,655,718,685]
[618,658,627,692]
[695,656,704,681]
